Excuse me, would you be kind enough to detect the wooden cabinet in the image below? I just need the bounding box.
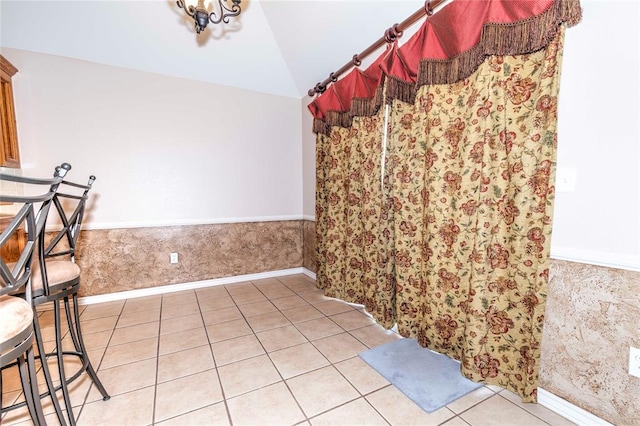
[0,214,26,262]
[0,55,20,168]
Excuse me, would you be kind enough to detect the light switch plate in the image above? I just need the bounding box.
[556,167,577,192]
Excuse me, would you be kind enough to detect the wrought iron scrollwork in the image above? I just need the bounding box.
[177,0,242,34]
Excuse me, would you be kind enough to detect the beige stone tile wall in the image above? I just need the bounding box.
[73,220,303,297]
[302,220,316,273]
[541,260,640,425]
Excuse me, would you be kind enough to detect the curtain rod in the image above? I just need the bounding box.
[307,0,448,97]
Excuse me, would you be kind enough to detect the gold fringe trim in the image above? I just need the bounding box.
[318,81,386,135]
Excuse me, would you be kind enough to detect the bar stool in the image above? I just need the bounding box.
[1,164,69,426]
[30,173,109,426]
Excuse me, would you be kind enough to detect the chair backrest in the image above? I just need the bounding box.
[0,163,71,296]
[43,174,96,262]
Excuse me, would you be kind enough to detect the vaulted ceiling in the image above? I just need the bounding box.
[0,0,432,99]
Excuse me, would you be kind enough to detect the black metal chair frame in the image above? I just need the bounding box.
[30,173,110,426]
[1,164,68,426]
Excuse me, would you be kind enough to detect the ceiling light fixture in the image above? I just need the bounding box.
[176,0,242,34]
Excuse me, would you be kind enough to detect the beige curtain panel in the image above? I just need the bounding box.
[311,0,582,403]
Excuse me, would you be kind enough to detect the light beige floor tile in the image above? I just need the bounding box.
[312,332,368,364]
[366,385,456,426]
[286,365,359,417]
[201,305,243,326]
[295,317,344,341]
[442,417,473,425]
[36,324,59,344]
[231,291,268,305]
[269,342,330,379]
[80,302,124,321]
[121,295,162,315]
[217,354,281,398]
[227,381,305,426]
[159,326,209,356]
[195,285,230,301]
[260,287,296,300]
[80,329,113,351]
[160,313,203,335]
[314,299,356,315]
[90,357,156,397]
[225,282,258,295]
[157,344,215,383]
[116,308,160,328]
[446,386,495,414]
[459,394,549,426]
[282,305,325,323]
[197,296,236,312]
[237,300,278,318]
[310,397,388,426]
[246,311,291,333]
[485,384,503,393]
[499,389,577,425]
[206,318,253,343]
[100,337,157,369]
[79,316,119,335]
[334,356,389,395]
[2,362,24,393]
[156,401,230,426]
[329,310,376,331]
[288,283,320,295]
[256,325,308,353]
[350,323,401,348]
[154,369,223,423]
[162,291,197,307]
[79,385,155,426]
[251,278,282,288]
[300,291,333,305]
[160,301,200,320]
[1,401,33,425]
[211,334,265,366]
[109,321,159,346]
[270,294,309,310]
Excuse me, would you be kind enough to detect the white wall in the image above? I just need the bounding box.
[551,0,639,270]
[300,0,640,270]
[3,48,303,228]
[301,95,316,218]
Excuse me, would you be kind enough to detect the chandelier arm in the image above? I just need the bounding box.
[209,0,242,25]
[176,0,198,18]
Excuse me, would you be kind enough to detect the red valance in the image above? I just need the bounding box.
[309,0,582,134]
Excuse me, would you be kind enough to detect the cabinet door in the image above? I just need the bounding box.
[0,55,20,168]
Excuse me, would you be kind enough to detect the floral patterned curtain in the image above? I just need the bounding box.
[311,0,581,402]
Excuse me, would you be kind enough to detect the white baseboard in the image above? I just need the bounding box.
[302,268,316,280]
[538,388,613,426]
[76,268,305,306]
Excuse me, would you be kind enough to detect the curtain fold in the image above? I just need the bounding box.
[311,0,581,402]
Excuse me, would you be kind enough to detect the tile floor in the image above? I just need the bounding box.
[1,274,577,426]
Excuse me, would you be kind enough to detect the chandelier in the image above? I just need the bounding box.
[177,0,242,34]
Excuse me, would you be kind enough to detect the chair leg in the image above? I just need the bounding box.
[69,295,110,401]
[54,299,76,426]
[33,309,68,426]
[19,349,47,426]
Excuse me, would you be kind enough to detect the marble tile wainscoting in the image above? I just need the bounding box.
[72,220,303,297]
[302,220,316,274]
[301,220,640,425]
[541,261,640,425]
